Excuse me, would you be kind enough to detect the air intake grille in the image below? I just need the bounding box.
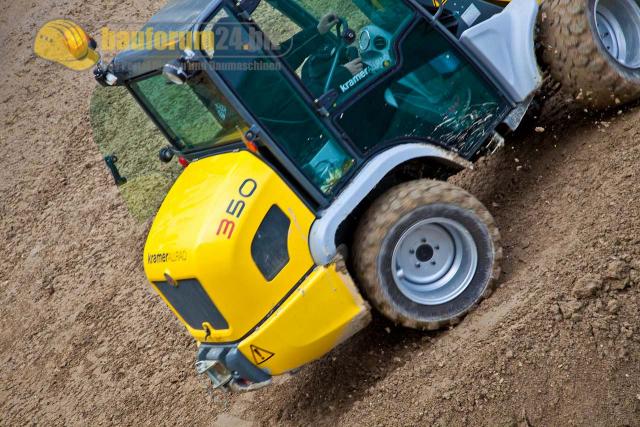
[154,279,229,330]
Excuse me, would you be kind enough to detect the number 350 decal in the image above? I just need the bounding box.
[216,178,258,239]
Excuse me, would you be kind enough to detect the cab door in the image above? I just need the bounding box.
[205,6,356,196]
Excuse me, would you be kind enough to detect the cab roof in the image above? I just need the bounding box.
[109,0,222,81]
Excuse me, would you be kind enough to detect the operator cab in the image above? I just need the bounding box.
[208,0,512,196]
[95,0,514,217]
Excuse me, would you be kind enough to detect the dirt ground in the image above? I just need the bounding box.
[1,0,639,425]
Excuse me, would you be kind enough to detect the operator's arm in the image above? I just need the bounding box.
[329,58,365,91]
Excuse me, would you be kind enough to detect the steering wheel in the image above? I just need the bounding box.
[322,17,355,94]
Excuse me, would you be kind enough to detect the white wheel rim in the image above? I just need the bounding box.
[391,217,478,306]
[595,0,640,69]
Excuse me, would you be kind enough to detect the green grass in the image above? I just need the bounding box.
[299,0,369,31]
[257,0,370,41]
[90,85,182,221]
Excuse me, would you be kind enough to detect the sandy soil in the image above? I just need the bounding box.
[1,0,639,425]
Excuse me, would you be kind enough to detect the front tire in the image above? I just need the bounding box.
[352,180,502,331]
[540,0,640,109]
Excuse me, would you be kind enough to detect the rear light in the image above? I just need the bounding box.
[244,140,259,154]
[178,156,190,168]
[242,135,259,154]
[242,128,259,154]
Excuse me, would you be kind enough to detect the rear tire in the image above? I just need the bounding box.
[540,0,640,109]
[352,180,502,331]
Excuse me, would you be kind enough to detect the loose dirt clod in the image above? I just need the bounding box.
[572,275,602,299]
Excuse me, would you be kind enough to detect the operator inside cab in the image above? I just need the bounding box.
[212,11,363,97]
[278,12,363,97]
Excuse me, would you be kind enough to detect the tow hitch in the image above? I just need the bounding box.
[195,360,233,389]
[195,348,272,393]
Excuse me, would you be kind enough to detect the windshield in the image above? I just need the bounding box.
[249,0,415,101]
[129,72,248,150]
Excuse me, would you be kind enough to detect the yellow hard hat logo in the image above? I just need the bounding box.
[34,19,99,71]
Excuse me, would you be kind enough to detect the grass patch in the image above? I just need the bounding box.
[90,85,182,221]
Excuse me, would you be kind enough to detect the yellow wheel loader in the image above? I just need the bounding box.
[84,0,640,391]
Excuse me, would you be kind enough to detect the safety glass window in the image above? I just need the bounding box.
[130,73,248,150]
[336,19,508,154]
[250,0,414,102]
[206,8,355,194]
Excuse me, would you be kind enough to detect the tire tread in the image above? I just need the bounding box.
[352,180,502,331]
[539,0,640,108]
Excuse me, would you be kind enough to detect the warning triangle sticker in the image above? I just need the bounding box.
[250,345,275,365]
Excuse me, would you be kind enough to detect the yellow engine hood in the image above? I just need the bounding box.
[144,150,316,343]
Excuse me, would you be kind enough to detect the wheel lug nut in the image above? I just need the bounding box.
[415,263,421,268]
[431,261,437,266]
[409,249,415,254]
[421,238,427,243]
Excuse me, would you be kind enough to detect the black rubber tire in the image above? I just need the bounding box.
[352,180,502,331]
[539,0,640,109]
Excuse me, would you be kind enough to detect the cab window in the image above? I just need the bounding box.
[130,73,248,150]
[250,0,414,101]
[336,19,508,154]
[208,8,354,195]
[253,1,302,47]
